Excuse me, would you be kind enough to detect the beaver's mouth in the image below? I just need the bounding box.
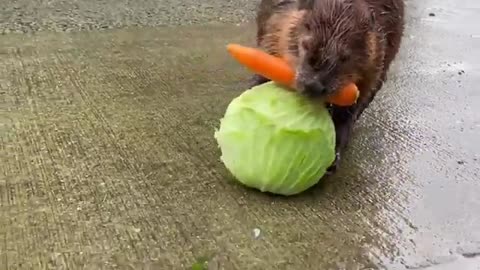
[294,72,340,98]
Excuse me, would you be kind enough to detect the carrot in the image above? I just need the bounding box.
[226,43,359,106]
[226,44,295,87]
[327,83,360,107]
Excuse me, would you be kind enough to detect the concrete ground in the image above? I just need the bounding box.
[1,0,479,269]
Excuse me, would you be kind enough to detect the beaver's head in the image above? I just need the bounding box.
[295,0,376,98]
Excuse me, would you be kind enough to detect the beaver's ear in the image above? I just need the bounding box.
[368,7,376,28]
[360,5,376,30]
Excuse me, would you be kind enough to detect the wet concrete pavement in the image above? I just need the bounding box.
[1,0,480,269]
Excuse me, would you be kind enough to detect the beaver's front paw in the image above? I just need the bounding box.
[325,152,341,176]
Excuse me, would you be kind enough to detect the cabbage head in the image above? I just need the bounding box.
[214,81,336,196]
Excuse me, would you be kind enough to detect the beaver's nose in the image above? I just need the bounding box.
[304,80,327,96]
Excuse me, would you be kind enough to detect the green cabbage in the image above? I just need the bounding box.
[214,81,336,196]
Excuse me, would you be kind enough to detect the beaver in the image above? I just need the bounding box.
[249,0,405,173]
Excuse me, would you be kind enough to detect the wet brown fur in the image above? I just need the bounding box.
[251,0,405,173]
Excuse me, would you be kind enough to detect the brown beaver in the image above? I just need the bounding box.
[250,0,405,173]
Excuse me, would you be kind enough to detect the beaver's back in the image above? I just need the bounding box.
[366,0,405,71]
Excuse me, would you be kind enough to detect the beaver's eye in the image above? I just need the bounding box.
[301,40,309,50]
[304,22,311,31]
[339,50,352,63]
[339,54,349,63]
[301,36,313,51]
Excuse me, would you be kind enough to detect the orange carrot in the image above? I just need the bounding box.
[226,43,359,106]
[227,44,295,87]
[327,83,360,107]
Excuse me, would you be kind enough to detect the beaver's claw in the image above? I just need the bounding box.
[325,152,341,175]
